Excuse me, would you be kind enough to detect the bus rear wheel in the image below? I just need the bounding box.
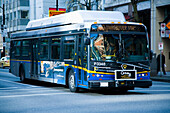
[68,70,79,92]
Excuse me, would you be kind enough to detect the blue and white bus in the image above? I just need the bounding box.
[10,10,152,92]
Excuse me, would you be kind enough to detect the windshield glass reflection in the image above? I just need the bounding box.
[121,34,148,61]
[91,34,119,61]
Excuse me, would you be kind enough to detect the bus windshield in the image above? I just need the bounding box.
[91,33,149,62]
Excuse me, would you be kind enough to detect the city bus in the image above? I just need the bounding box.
[10,10,152,92]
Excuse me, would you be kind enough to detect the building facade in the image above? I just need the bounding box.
[30,0,66,20]
[66,0,102,12]
[104,0,170,72]
[0,0,29,34]
[0,0,66,56]
[0,0,30,56]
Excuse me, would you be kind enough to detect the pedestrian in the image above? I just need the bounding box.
[157,51,166,75]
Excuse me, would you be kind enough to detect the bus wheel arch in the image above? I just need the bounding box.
[66,68,71,87]
[66,68,79,92]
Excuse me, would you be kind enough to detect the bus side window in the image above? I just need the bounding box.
[51,38,61,59]
[10,41,15,58]
[14,41,21,57]
[64,36,75,60]
[40,39,48,59]
[21,40,29,56]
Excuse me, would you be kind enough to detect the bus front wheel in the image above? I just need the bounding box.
[68,70,79,92]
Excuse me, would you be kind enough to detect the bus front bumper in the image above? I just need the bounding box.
[88,79,152,88]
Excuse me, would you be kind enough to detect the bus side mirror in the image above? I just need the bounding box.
[84,38,90,45]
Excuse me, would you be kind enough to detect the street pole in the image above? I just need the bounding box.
[151,0,156,52]
[56,0,58,11]
[1,4,5,57]
[160,39,163,76]
[102,0,105,11]
[160,24,166,77]
[3,4,5,57]
[160,50,162,76]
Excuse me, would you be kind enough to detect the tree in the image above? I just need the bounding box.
[131,0,139,22]
[66,0,99,12]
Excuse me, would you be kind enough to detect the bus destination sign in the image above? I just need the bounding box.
[91,24,146,32]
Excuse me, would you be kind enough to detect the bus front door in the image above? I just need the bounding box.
[31,40,39,78]
[77,35,88,87]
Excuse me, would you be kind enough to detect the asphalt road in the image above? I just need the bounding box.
[0,68,170,113]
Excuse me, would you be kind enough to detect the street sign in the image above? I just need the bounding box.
[49,10,65,17]
[158,42,163,50]
[166,21,170,30]
[161,23,166,30]
[161,23,166,37]
[49,8,66,17]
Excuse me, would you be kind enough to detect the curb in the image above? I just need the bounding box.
[150,77,170,83]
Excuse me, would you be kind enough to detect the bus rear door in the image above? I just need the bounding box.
[31,39,39,78]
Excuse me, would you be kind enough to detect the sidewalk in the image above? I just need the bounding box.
[150,72,170,83]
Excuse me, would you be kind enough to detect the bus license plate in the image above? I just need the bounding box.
[100,82,108,87]
[115,70,137,80]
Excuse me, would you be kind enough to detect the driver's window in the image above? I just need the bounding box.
[94,34,104,58]
[91,34,119,61]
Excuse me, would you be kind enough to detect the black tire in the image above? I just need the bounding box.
[68,70,79,92]
[20,68,25,82]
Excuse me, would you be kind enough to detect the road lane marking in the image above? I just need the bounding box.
[0,86,69,92]
[0,92,74,98]
[0,87,18,90]
[0,89,69,94]
[79,94,170,105]
[0,87,62,91]
[0,79,36,87]
[0,71,11,74]
[131,89,170,92]
[0,79,69,90]
[151,85,170,87]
